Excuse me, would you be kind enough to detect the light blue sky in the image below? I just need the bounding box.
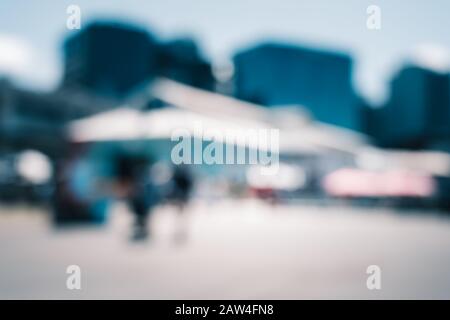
[0,0,449,104]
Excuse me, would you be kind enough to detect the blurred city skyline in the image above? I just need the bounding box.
[1,1,450,300]
[1,0,450,104]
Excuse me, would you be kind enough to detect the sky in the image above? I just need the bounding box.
[0,0,449,104]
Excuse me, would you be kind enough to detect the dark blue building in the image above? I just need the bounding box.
[233,43,360,130]
[157,38,214,91]
[368,65,450,150]
[62,21,215,99]
[63,22,158,99]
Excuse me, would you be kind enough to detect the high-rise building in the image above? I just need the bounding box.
[233,43,360,130]
[62,21,158,99]
[369,65,450,150]
[157,38,214,91]
[62,22,215,99]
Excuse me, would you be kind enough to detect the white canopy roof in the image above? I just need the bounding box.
[68,78,370,155]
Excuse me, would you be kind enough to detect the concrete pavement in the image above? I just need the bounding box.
[1,200,450,299]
